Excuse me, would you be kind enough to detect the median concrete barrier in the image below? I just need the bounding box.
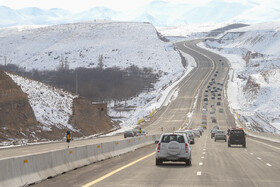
[0,134,160,187]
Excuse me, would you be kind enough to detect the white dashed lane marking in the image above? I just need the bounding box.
[257,157,262,160]
[266,163,272,167]
[197,171,202,176]
[201,156,204,159]
[199,162,203,166]
[250,153,254,155]
[202,152,206,154]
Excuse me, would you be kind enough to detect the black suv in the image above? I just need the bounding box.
[228,129,246,147]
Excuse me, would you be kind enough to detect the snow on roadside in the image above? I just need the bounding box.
[198,21,280,134]
[6,73,77,131]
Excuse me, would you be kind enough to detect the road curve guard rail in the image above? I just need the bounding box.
[0,134,160,187]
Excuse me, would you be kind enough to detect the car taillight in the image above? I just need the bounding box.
[157,143,161,152]
[185,143,189,153]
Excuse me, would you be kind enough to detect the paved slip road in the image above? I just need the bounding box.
[6,40,280,187]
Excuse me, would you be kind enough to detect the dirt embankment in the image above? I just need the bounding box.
[0,70,38,142]
[0,70,119,145]
[69,97,119,137]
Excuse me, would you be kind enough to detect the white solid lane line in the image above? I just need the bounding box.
[197,171,202,176]
[199,162,203,166]
[266,163,272,167]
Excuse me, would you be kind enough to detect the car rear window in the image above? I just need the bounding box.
[161,135,185,143]
[216,131,226,134]
[230,130,244,134]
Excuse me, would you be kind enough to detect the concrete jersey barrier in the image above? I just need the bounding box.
[0,134,160,187]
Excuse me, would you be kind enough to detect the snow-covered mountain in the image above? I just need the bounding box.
[199,21,280,134]
[1,0,280,27]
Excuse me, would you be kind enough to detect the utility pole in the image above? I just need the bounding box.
[75,61,78,95]
[76,70,78,95]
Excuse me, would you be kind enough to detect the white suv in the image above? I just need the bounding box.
[155,133,191,166]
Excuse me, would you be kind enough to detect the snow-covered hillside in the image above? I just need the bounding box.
[0,21,181,75]
[0,21,186,132]
[199,21,280,134]
[158,23,229,39]
[6,72,77,132]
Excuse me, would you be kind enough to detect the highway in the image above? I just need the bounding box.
[4,40,280,186]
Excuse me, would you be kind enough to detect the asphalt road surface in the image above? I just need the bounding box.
[31,40,280,187]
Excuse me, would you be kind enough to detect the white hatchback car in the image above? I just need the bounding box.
[155,133,191,166]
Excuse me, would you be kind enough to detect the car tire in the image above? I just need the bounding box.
[228,143,231,147]
[225,139,227,142]
[185,158,191,166]
[215,139,216,142]
[243,143,246,148]
[156,159,162,166]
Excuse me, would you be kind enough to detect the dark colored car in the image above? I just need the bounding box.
[228,129,246,147]
[124,130,134,138]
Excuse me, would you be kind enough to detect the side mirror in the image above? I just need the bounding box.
[155,140,159,144]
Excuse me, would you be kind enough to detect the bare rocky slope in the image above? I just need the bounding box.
[0,70,38,142]
[0,70,119,145]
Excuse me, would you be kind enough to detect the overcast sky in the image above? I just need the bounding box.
[0,0,262,12]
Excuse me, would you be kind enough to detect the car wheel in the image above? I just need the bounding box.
[215,139,216,142]
[243,143,246,148]
[228,143,231,147]
[225,139,227,142]
[156,159,162,166]
[186,158,191,166]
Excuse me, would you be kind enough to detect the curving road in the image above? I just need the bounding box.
[32,40,280,187]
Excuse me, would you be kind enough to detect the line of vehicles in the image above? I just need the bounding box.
[202,75,224,129]
[155,126,247,166]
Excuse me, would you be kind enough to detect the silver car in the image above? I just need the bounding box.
[192,129,201,137]
[186,130,195,144]
[215,130,227,142]
[156,133,191,166]
[174,131,190,143]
